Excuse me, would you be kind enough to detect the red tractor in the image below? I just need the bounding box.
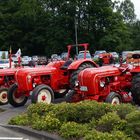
[98,53,114,66]
[0,68,18,105]
[8,43,98,107]
[65,54,140,105]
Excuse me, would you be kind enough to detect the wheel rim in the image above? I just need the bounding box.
[111,97,120,105]
[0,90,8,104]
[12,89,26,104]
[37,89,51,104]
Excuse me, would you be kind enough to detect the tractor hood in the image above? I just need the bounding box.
[16,67,56,78]
[78,66,121,94]
[0,68,18,76]
[16,61,66,92]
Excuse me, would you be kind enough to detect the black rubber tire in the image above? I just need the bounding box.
[105,92,122,104]
[31,84,54,104]
[65,90,75,103]
[8,84,28,107]
[131,73,140,105]
[54,89,68,99]
[0,87,8,105]
[70,63,94,88]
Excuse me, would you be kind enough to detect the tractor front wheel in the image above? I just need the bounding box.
[131,73,140,105]
[8,84,28,107]
[105,92,122,105]
[0,88,8,105]
[31,84,54,104]
[70,63,94,88]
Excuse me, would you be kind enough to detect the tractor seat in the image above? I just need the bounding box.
[61,60,73,70]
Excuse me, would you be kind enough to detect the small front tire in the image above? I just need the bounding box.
[8,84,28,107]
[31,84,54,104]
[0,88,8,105]
[105,92,122,105]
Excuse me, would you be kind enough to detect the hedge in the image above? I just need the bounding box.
[9,101,139,140]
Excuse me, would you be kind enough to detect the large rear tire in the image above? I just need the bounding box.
[31,84,54,104]
[8,84,28,107]
[65,90,75,103]
[0,87,8,105]
[131,73,140,105]
[105,92,122,105]
[54,89,68,98]
[70,63,94,88]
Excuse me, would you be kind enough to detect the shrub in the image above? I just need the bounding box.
[59,122,88,139]
[27,103,53,117]
[9,114,29,125]
[84,130,132,140]
[96,112,126,132]
[115,104,137,119]
[32,113,61,131]
[125,111,140,137]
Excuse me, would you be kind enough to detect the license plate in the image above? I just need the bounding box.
[80,86,88,91]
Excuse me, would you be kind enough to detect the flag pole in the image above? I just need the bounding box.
[9,46,12,68]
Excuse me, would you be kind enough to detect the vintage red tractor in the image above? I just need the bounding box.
[0,68,18,105]
[65,54,140,105]
[8,43,98,107]
[98,53,114,66]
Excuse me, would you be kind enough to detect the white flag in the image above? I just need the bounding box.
[15,48,21,57]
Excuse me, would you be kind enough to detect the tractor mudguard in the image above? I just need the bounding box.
[67,59,98,70]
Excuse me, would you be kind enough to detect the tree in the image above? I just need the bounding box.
[118,0,136,23]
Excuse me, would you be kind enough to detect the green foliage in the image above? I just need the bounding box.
[0,0,137,55]
[59,122,88,139]
[27,103,53,117]
[32,113,61,131]
[9,101,139,139]
[96,112,126,132]
[115,103,137,119]
[9,114,29,125]
[84,130,132,140]
[125,111,140,137]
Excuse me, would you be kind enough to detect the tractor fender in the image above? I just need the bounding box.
[68,59,98,71]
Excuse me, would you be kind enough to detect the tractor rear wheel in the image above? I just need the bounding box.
[0,87,8,105]
[131,73,140,105]
[54,89,68,98]
[8,84,28,107]
[65,90,75,102]
[31,84,54,104]
[70,63,94,88]
[105,92,122,104]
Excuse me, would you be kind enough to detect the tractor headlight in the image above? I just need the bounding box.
[75,81,79,87]
[27,75,32,83]
[100,81,105,87]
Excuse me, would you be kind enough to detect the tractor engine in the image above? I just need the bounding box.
[75,66,132,103]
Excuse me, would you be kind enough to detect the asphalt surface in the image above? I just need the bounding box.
[0,126,39,140]
[0,100,41,140]
[0,100,31,124]
[0,99,64,140]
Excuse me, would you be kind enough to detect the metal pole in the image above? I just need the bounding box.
[75,18,78,55]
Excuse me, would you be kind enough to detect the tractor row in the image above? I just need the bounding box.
[1,44,140,107]
[1,43,98,107]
